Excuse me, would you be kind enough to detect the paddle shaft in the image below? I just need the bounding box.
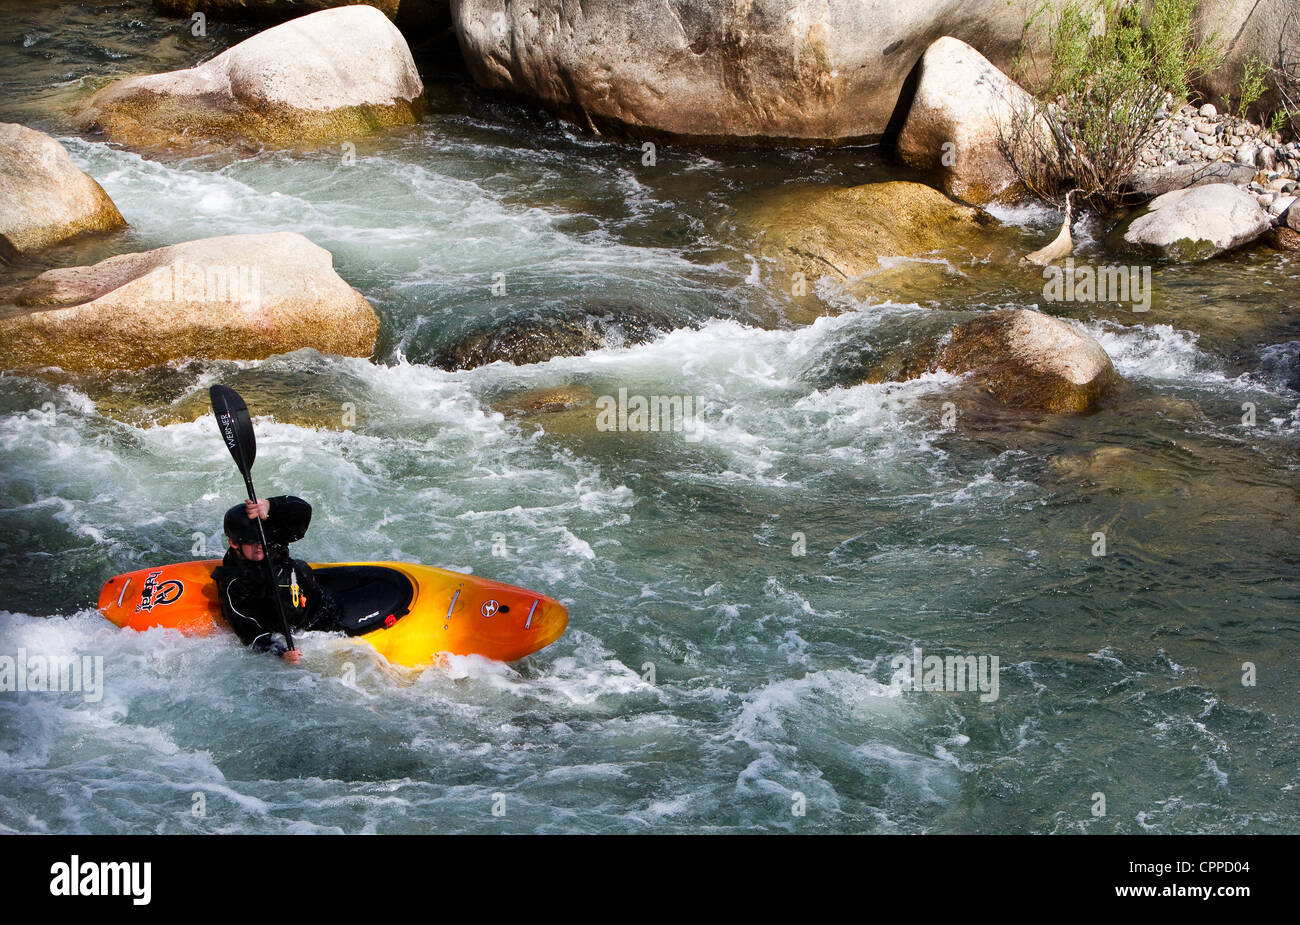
[211,385,295,652]
[240,477,295,652]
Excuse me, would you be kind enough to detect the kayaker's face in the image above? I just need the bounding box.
[230,538,264,562]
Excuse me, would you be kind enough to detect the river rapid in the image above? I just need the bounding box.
[0,1,1297,834]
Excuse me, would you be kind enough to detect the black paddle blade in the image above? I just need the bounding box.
[209,385,257,475]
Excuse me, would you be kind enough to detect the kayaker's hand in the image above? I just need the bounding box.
[282,648,303,665]
[244,498,270,521]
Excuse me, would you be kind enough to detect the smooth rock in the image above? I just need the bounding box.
[0,123,126,258]
[933,309,1119,414]
[1271,194,1297,216]
[1198,103,1218,118]
[0,232,378,371]
[79,6,424,151]
[896,37,1046,205]
[449,0,1065,144]
[1121,183,1273,260]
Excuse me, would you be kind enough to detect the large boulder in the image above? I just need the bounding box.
[0,123,126,259]
[449,0,1058,144]
[1119,183,1273,260]
[0,232,379,372]
[1194,0,1296,126]
[896,36,1042,204]
[933,309,1118,413]
[79,6,424,152]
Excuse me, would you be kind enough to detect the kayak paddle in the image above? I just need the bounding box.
[209,384,294,651]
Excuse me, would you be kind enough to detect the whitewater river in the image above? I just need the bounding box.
[1,2,1297,833]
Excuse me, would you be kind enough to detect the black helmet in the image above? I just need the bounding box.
[223,504,262,543]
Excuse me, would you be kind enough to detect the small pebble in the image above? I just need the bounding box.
[1199,103,1217,118]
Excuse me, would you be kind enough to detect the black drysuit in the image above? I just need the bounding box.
[213,496,341,656]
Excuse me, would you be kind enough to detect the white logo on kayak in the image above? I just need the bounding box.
[481,600,499,617]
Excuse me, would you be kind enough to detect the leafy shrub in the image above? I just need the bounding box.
[999,0,1223,213]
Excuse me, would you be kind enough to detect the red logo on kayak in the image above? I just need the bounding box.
[481,599,499,617]
[135,570,184,613]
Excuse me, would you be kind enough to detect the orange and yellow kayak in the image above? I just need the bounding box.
[98,560,568,665]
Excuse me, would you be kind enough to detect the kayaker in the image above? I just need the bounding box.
[213,496,341,664]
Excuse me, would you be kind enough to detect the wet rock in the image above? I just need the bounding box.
[933,308,1119,414]
[0,123,126,259]
[450,0,1062,144]
[433,306,667,370]
[739,180,998,312]
[896,37,1045,205]
[79,6,424,152]
[74,357,374,429]
[1118,183,1272,260]
[491,384,606,438]
[0,232,378,372]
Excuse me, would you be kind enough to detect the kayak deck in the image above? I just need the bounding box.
[97,560,568,665]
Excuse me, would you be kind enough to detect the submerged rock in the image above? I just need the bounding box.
[79,6,424,152]
[0,123,126,259]
[741,180,994,293]
[1118,183,1273,260]
[1048,446,1141,481]
[433,307,667,370]
[934,309,1119,413]
[0,232,378,372]
[491,385,606,438]
[896,37,1043,205]
[450,0,1053,144]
